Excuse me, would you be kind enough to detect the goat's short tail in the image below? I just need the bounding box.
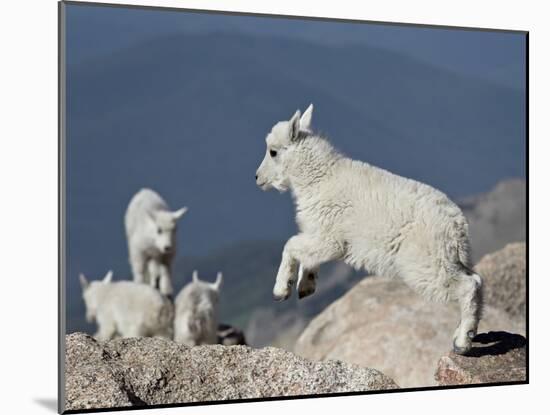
[446,218,473,269]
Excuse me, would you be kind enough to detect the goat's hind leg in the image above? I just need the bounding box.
[452,270,483,355]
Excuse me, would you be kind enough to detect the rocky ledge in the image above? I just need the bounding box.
[64,332,398,411]
[435,331,527,385]
[294,276,525,388]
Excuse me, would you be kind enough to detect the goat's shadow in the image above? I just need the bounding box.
[463,331,526,358]
[34,398,57,413]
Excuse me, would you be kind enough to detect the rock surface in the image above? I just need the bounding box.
[475,242,526,319]
[65,332,397,411]
[435,331,527,385]
[294,276,525,388]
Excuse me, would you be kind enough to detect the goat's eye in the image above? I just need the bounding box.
[157,228,162,235]
[269,149,277,158]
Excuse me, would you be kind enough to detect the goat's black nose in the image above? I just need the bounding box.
[255,175,258,180]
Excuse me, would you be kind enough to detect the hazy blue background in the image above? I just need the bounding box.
[64,3,526,336]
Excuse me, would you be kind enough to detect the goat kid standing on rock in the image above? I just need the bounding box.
[125,188,188,297]
[174,270,222,346]
[255,104,483,354]
[79,271,174,341]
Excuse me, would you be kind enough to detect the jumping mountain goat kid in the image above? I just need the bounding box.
[255,104,483,354]
[174,270,223,346]
[79,271,174,341]
[125,188,188,296]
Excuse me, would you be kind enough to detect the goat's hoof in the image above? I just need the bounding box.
[452,338,472,355]
[298,288,315,299]
[273,292,290,302]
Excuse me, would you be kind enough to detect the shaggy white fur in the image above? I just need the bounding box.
[79,271,174,341]
[124,188,187,296]
[173,270,222,346]
[256,104,483,354]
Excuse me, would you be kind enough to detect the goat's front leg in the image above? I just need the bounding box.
[94,315,116,342]
[297,264,319,299]
[130,252,147,285]
[158,263,174,297]
[273,234,341,301]
[273,242,299,301]
[147,259,160,289]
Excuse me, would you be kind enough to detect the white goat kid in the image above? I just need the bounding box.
[255,104,483,355]
[125,188,188,296]
[79,271,174,341]
[174,270,222,346]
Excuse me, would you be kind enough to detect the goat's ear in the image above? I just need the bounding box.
[214,272,223,290]
[79,273,89,290]
[300,104,313,132]
[192,270,199,283]
[173,206,188,221]
[289,110,301,141]
[103,270,113,284]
